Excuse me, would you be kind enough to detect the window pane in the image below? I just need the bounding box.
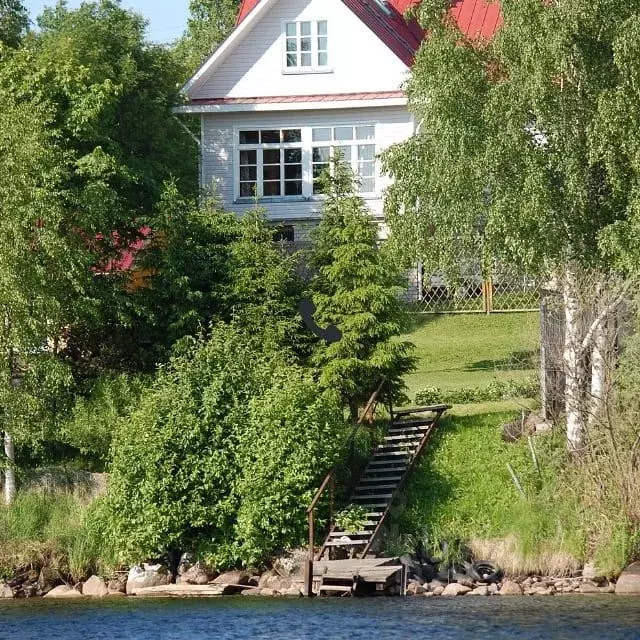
[318,52,328,67]
[285,164,302,180]
[301,21,311,36]
[282,129,302,143]
[263,165,281,181]
[358,145,375,161]
[240,149,257,164]
[356,125,375,140]
[318,37,328,51]
[301,37,311,52]
[286,53,297,67]
[240,166,257,181]
[261,130,280,143]
[313,146,330,162]
[240,182,256,197]
[334,126,353,141]
[360,178,375,193]
[286,38,297,52]
[285,148,302,163]
[317,21,327,36]
[301,53,312,66]
[263,182,281,196]
[263,149,280,164]
[312,128,332,142]
[334,146,351,162]
[285,181,303,196]
[286,22,297,36]
[239,131,259,145]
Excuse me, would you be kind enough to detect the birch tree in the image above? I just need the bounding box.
[383,0,640,450]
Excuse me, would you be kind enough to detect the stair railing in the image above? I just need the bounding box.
[304,379,387,597]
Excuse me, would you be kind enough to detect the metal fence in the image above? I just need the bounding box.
[406,261,541,314]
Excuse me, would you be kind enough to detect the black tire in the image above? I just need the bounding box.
[472,561,503,583]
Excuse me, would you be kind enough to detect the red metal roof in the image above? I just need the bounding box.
[191,91,405,105]
[235,0,502,66]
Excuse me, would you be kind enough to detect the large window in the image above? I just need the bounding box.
[237,124,377,200]
[312,125,376,194]
[238,128,303,198]
[284,20,328,70]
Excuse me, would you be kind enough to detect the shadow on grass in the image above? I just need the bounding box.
[404,313,440,333]
[466,349,539,372]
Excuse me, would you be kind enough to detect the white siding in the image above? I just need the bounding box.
[193,0,410,100]
[201,105,414,222]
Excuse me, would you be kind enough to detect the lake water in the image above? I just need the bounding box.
[1,596,639,639]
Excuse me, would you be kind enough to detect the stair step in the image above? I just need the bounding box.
[391,419,434,429]
[359,475,403,483]
[366,460,408,468]
[373,450,410,457]
[325,539,368,547]
[393,404,449,418]
[384,433,424,441]
[387,426,431,435]
[354,483,398,492]
[318,585,353,592]
[330,530,371,537]
[353,491,394,498]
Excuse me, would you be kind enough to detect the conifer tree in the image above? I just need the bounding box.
[309,158,415,416]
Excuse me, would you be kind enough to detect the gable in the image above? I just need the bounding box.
[190,0,411,101]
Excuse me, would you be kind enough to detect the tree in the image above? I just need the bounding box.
[0,0,27,48]
[383,0,640,450]
[309,158,416,415]
[0,93,94,504]
[175,0,240,77]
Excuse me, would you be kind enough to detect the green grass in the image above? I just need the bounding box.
[401,312,540,401]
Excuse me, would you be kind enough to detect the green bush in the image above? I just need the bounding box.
[105,324,348,568]
[415,378,539,406]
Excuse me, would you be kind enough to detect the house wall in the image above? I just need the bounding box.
[201,104,415,223]
[192,0,410,100]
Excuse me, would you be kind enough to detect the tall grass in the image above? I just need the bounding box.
[0,490,117,582]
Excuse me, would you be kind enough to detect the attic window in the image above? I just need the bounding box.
[284,21,328,70]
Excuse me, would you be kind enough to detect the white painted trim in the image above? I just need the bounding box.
[280,18,331,74]
[173,97,407,115]
[182,0,280,97]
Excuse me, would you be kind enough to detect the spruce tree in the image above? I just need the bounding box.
[309,158,415,416]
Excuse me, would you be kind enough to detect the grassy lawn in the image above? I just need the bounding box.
[400,312,540,402]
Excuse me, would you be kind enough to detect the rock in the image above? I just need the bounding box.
[1,583,14,599]
[432,585,445,596]
[259,570,276,588]
[424,591,435,598]
[177,552,194,576]
[442,583,472,596]
[180,564,214,586]
[82,576,108,598]
[259,588,275,597]
[578,582,600,594]
[616,563,640,595]
[44,585,83,599]
[427,580,446,592]
[242,588,262,596]
[282,586,303,597]
[37,566,59,595]
[406,580,425,596]
[108,575,127,594]
[265,575,292,592]
[212,570,251,587]
[468,585,489,596]
[530,585,556,596]
[487,583,499,595]
[273,550,307,578]
[457,577,476,589]
[126,564,171,595]
[499,581,523,596]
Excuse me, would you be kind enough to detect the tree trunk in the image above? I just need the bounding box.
[589,316,607,428]
[4,430,16,506]
[563,266,585,452]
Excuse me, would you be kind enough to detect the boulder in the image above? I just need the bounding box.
[179,564,214,586]
[265,575,292,592]
[273,550,307,578]
[432,585,445,596]
[487,583,499,595]
[212,570,251,587]
[427,580,446,592]
[44,585,83,599]
[259,588,275,597]
[1,583,14,599]
[37,566,59,595]
[499,581,523,596]
[529,585,556,596]
[615,563,640,595]
[108,575,127,594]
[578,582,600,594]
[126,564,171,595]
[406,580,425,596]
[242,588,262,596]
[282,586,303,597]
[442,583,472,596]
[468,585,489,596]
[259,570,277,589]
[82,576,108,598]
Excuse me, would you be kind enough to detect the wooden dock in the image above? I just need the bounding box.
[312,557,405,596]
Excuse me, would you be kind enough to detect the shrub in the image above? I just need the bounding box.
[415,378,539,406]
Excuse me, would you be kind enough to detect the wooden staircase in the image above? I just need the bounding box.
[317,405,449,562]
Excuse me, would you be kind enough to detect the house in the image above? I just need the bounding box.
[176,0,501,245]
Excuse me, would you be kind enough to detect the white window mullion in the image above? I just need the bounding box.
[257,149,264,199]
[302,127,312,198]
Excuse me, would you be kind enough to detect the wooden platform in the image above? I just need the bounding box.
[312,557,405,596]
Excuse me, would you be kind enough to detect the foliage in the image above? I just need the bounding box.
[0,0,27,48]
[415,377,539,406]
[175,0,240,77]
[383,0,640,276]
[105,324,347,568]
[334,505,368,535]
[309,158,416,411]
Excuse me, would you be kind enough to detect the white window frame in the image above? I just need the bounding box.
[234,124,378,203]
[281,19,332,74]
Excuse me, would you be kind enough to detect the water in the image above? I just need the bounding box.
[1,596,639,640]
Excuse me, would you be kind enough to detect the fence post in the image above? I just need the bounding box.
[483,279,494,314]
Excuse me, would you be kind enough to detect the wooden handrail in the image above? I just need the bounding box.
[304,379,387,597]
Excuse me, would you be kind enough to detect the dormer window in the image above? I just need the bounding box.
[284,20,328,71]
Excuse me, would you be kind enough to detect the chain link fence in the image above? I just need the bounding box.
[405,261,541,314]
